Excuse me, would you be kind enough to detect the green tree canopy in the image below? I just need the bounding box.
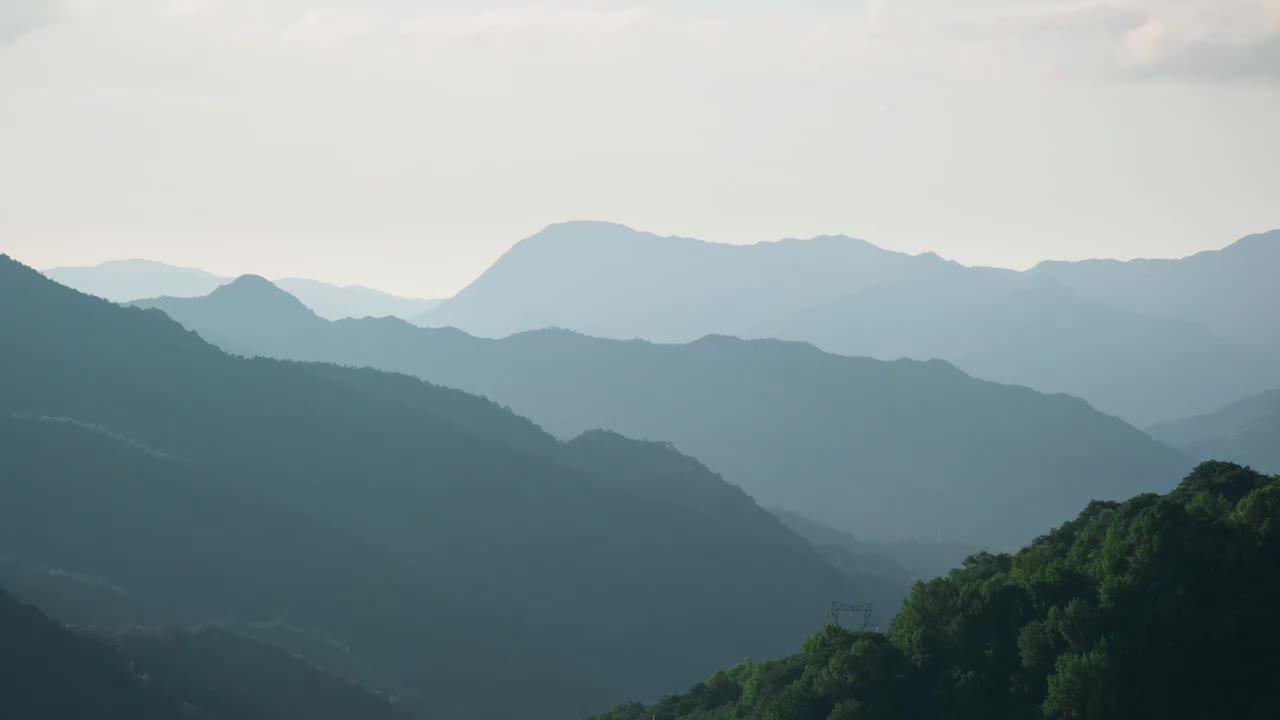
[591,462,1280,720]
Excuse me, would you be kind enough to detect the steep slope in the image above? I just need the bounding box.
[417,221,949,341]
[1,255,864,718]
[1031,228,1280,353]
[590,462,1280,720]
[1148,389,1280,474]
[137,278,1193,548]
[767,265,1279,424]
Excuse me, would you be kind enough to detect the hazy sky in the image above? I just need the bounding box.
[2,0,1278,297]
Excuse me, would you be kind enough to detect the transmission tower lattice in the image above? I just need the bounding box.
[829,601,877,631]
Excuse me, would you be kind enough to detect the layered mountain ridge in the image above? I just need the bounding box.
[135,272,1195,550]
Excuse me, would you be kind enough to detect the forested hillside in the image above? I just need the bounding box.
[107,625,417,720]
[0,588,185,720]
[591,462,1280,720]
[0,412,447,700]
[0,585,417,720]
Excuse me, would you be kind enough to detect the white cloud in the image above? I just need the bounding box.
[398,4,721,39]
[282,8,377,50]
[1117,0,1280,80]
[0,0,58,45]
[168,0,219,20]
[2,0,1278,293]
[860,0,1280,82]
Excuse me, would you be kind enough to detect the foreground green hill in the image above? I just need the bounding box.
[590,461,1280,720]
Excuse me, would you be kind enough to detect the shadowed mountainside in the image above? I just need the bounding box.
[1,587,186,720]
[0,585,418,720]
[3,254,883,719]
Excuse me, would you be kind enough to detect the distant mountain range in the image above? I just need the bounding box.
[416,222,946,341]
[44,259,441,321]
[417,222,1280,425]
[134,275,1195,550]
[4,254,883,719]
[1028,230,1280,353]
[50,225,1280,424]
[1148,389,1280,475]
[763,261,1278,426]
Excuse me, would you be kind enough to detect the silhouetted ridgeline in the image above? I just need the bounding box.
[2,254,892,719]
[137,274,1194,550]
[589,462,1280,720]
